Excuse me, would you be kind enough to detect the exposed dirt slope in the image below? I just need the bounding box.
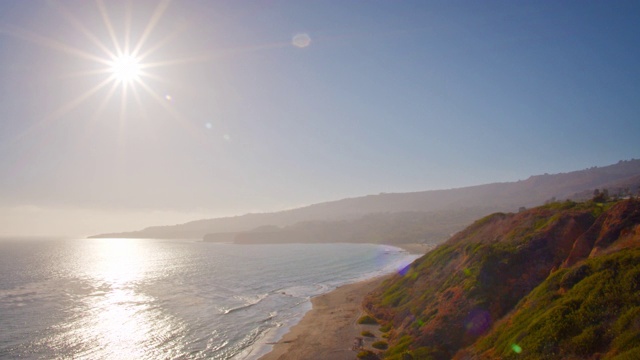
[363,199,640,360]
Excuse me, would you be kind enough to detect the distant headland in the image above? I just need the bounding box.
[90,159,640,247]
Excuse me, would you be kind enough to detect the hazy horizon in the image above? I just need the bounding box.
[2,158,636,238]
[1,1,639,237]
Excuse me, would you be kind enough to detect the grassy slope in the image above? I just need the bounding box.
[363,199,640,360]
[466,248,640,360]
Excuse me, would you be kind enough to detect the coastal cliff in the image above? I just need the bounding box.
[363,199,640,359]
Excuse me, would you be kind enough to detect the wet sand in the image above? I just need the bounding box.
[258,275,391,360]
[258,243,430,360]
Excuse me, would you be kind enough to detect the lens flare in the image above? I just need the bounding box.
[464,309,492,336]
[511,343,522,354]
[292,33,311,48]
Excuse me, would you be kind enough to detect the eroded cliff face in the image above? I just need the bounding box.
[363,199,640,360]
[564,200,640,266]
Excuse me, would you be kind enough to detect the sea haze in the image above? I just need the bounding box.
[0,238,418,359]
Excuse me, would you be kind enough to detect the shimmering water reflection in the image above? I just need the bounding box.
[0,239,419,359]
[43,239,188,359]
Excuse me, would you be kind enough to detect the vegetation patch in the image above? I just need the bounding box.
[384,335,413,357]
[372,340,389,350]
[358,315,379,325]
[363,199,640,360]
[357,350,380,360]
[473,248,640,359]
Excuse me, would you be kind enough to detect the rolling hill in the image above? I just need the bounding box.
[90,159,640,241]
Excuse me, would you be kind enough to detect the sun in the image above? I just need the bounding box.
[109,54,142,84]
[7,0,290,129]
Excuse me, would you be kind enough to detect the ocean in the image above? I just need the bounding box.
[0,238,419,359]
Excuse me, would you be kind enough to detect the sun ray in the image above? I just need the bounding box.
[50,0,116,60]
[141,41,290,69]
[132,0,172,58]
[5,0,299,152]
[130,84,144,113]
[137,81,181,119]
[93,81,120,121]
[136,71,170,84]
[97,0,123,57]
[78,80,119,148]
[137,80,200,136]
[123,1,132,55]
[3,1,187,149]
[13,76,115,146]
[136,27,184,61]
[120,83,128,121]
[61,68,114,79]
[4,24,112,66]
[130,83,149,123]
[49,76,115,122]
[139,55,213,69]
[117,82,130,152]
[136,81,211,147]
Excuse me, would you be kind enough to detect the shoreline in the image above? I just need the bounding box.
[389,242,435,255]
[257,275,391,360]
[257,243,429,360]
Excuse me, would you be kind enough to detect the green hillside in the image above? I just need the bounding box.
[466,248,640,359]
[362,199,640,359]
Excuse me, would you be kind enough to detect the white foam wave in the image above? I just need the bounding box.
[222,293,270,314]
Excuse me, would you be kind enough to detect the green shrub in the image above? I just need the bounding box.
[357,350,379,360]
[379,323,393,332]
[611,347,640,360]
[361,330,375,337]
[358,315,379,325]
[559,264,591,289]
[385,335,413,357]
[372,340,388,350]
[476,248,640,359]
[411,347,438,360]
[384,353,413,360]
[570,325,601,355]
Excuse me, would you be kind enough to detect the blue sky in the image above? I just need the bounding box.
[0,1,639,236]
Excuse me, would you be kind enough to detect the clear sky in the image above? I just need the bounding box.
[1,0,639,237]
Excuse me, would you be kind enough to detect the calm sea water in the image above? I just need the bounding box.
[0,238,419,359]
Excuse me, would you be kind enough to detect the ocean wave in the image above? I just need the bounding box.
[276,283,331,298]
[1,241,420,360]
[221,293,270,314]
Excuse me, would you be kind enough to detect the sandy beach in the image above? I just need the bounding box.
[258,275,391,360]
[393,242,435,255]
[258,243,428,360]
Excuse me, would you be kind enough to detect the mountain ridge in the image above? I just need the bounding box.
[89,159,640,240]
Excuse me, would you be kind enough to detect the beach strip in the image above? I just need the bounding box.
[258,275,391,360]
[258,243,428,360]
